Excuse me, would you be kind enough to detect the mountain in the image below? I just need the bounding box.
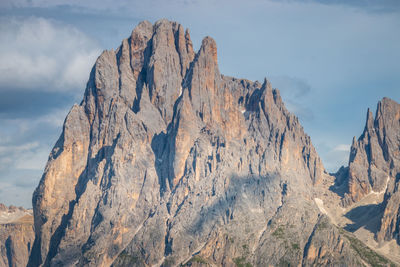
[0,204,34,267]
[24,19,396,266]
[334,98,400,254]
[339,98,400,206]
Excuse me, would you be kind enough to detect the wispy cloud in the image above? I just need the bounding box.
[271,75,311,98]
[333,144,350,152]
[0,16,98,207]
[0,177,40,207]
[4,0,399,15]
[314,141,351,172]
[0,16,101,93]
[0,141,49,171]
[302,0,400,13]
[0,107,69,207]
[270,75,314,122]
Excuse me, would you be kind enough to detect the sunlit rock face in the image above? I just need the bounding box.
[27,20,373,267]
[336,97,400,248]
[0,204,34,267]
[341,98,400,206]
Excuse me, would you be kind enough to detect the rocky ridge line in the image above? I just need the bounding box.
[26,19,395,267]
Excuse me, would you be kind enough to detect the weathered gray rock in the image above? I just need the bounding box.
[303,215,396,267]
[0,204,34,267]
[302,215,362,267]
[373,99,400,245]
[28,19,378,267]
[337,97,400,246]
[341,98,400,205]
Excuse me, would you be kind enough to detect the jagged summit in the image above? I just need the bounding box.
[25,19,394,267]
[329,97,400,260]
[340,97,400,205]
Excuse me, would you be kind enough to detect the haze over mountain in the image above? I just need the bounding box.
[8,19,395,267]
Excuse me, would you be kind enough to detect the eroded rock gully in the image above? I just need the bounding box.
[20,20,398,267]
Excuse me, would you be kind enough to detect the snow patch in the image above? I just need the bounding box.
[314,198,328,215]
[178,86,182,97]
[370,176,390,196]
[0,209,32,224]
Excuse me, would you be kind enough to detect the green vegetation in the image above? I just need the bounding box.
[115,251,141,265]
[163,257,176,267]
[278,257,291,267]
[188,255,208,265]
[272,226,285,239]
[317,220,328,230]
[227,235,234,243]
[291,243,300,250]
[233,257,253,267]
[339,228,395,267]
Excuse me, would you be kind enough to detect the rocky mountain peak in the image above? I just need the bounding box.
[199,36,218,65]
[365,108,374,131]
[27,19,388,267]
[341,97,400,205]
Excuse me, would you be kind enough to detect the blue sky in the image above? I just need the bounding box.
[0,0,399,207]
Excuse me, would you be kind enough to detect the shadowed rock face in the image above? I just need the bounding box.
[0,204,34,267]
[374,99,400,245]
[342,98,400,205]
[338,98,400,244]
[28,19,370,267]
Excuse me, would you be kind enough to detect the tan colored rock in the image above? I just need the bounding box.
[335,97,400,249]
[0,205,34,267]
[303,216,364,266]
[341,98,400,205]
[28,19,366,267]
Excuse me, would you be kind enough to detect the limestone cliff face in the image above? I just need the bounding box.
[341,98,400,205]
[339,98,400,245]
[302,216,363,267]
[373,99,400,245]
[0,204,34,267]
[28,20,366,267]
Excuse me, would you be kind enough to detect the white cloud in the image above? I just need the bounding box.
[0,180,37,208]
[333,144,350,152]
[0,141,47,171]
[0,142,39,154]
[0,106,69,172]
[0,16,101,93]
[14,146,50,170]
[314,141,351,172]
[35,108,70,127]
[0,112,63,207]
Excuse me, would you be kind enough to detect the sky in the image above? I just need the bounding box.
[0,0,399,208]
